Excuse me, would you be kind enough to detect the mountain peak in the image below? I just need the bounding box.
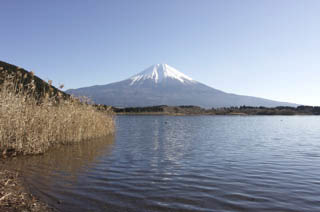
[129,64,194,85]
[67,63,297,108]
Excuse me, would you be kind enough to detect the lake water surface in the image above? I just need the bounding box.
[8,115,320,211]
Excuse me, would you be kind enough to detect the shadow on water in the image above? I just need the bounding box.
[5,135,115,211]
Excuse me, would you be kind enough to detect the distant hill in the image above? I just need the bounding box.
[0,60,68,99]
[67,64,298,108]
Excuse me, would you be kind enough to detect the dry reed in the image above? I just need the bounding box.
[0,70,114,155]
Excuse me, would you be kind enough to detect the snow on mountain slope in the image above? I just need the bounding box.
[130,64,194,85]
[66,64,297,108]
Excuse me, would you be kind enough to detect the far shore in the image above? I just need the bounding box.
[107,105,320,116]
[116,112,248,116]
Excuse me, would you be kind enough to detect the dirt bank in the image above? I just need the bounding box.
[0,160,51,212]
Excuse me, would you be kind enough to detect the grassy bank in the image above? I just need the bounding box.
[0,67,114,156]
[0,62,114,211]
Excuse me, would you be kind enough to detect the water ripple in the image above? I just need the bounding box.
[7,116,320,212]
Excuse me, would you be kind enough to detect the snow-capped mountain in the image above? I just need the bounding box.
[66,64,296,108]
[129,64,194,85]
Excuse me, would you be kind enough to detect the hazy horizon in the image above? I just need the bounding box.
[1,0,319,106]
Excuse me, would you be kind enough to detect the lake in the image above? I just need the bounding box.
[8,115,320,212]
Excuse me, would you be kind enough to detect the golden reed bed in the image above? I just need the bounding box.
[0,69,114,155]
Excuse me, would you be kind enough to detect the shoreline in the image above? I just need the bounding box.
[0,159,51,212]
[112,105,320,116]
[115,112,312,116]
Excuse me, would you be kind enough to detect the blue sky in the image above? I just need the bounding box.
[1,0,319,106]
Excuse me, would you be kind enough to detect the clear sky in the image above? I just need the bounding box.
[1,0,319,106]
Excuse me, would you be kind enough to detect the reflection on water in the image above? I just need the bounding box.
[11,135,114,175]
[7,135,114,211]
[6,116,320,212]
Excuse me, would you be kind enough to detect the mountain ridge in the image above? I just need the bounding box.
[66,64,298,108]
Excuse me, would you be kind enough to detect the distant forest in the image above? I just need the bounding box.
[98,105,320,115]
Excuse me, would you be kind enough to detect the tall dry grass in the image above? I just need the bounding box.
[0,70,114,155]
